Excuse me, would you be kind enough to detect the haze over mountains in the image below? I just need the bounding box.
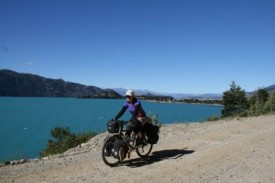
[114,85,275,100]
[113,88,223,100]
[1,69,274,99]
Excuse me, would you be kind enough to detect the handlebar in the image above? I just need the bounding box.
[117,120,129,128]
[108,120,132,133]
[115,120,128,132]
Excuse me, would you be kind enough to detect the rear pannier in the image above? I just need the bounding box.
[144,123,160,144]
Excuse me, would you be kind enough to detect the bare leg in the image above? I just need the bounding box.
[137,131,143,139]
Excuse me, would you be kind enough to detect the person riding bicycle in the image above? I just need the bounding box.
[114,89,150,144]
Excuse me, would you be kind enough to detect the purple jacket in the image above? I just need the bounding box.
[115,97,146,120]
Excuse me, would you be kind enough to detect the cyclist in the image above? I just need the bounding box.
[114,89,150,142]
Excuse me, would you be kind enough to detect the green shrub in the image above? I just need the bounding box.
[40,127,97,158]
[248,100,265,116]
[148,113,161,127]
[248,88,273,116]
[263,93,275,113]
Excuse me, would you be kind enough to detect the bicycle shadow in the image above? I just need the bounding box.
[122,148,195,168]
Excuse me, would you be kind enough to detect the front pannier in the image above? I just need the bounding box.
[107,120,119,133]
[113,140,128,160]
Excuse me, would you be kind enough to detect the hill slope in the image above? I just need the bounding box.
[0,69,121,98]
[265,84,275,93]
[1,115,274,183]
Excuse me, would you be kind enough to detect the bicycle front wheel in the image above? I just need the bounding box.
[101,135,122,167]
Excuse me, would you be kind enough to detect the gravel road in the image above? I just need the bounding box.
[1,115,274,183]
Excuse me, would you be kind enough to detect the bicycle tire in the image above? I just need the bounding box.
[101,135,122,167]
[136,142,153,158]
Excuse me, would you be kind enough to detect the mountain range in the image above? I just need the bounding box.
[0,69,121,98]
[264,84,275,92]
[1,69,274,99]
[113,88,223,100]
[114,84,275,100]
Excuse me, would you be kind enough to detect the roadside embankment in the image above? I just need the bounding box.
[1,115,274,183]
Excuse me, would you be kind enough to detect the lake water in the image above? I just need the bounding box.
[0,97,223,162]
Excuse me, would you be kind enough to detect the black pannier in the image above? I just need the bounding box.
[113,140,128,159]
[107,120,119,133]
[144,123,159,144]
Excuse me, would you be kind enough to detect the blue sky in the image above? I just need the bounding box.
[1,0,274,93]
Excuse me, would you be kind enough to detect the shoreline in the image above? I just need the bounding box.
[1,114,274,182]
[144,99,223,106]
[0,120,205,165]
[0,113,271,166]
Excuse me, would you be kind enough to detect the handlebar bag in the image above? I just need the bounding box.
[107,120,119,133]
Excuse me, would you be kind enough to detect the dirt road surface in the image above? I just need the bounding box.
[1,115,274,183]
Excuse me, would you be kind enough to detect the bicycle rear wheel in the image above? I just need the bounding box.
[136,141,153,158]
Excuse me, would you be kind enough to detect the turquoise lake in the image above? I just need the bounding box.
[0,97,223,162]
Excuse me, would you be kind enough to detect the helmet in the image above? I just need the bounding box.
[125,89,134,97]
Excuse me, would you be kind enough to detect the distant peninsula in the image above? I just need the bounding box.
[0,69,121,98]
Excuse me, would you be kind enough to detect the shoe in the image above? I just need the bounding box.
[119,147,125,162]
